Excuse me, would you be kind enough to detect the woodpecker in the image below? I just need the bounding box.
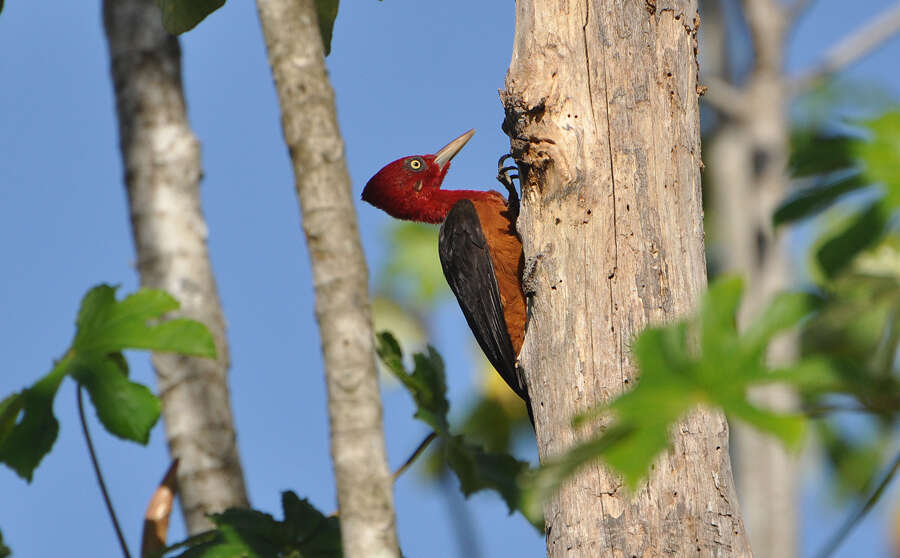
[362,129,530,415]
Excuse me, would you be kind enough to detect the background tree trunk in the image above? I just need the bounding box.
[704,1,798,555]
[254,1,400,557]
[502,1,752,555]
[103,0,250,533]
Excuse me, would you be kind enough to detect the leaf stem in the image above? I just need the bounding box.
[813,446,900,558]
[77,384,132,558]
[392,432,438,482]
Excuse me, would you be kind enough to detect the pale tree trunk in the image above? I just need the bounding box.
[254,2,400,557]
[103,0,249,534]
[502,1,752,556]
[706,1,797,556]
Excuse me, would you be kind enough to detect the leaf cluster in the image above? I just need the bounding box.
[375,332,538,528]
[0,285,216,481]
[777,110,900,278]
[522,277,833,518]
[162,492,341,558]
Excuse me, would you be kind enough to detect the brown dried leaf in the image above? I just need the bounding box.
[141,459,179,558]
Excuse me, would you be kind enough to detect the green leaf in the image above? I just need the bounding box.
[816,202,887,279]
[0,363,68,480]
[0,392,25,446]
[74,286,216,357]
[856,110,900,209]
[790,129,856,178]
[444,435,528,514]
[376,331,536,527]
[315,0,339,56]
[169,491,341,558]
[156,0,225,35]
[70,356,161,444]
[526,277,821,509]
[742,291,819,356]
[0,526,10,558]
[774,173,869,225]
[280,492,342,557]
[376,332,449,433]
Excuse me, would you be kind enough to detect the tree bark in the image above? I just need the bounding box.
[103,0,250,533]
[254,2,400,557]
[502,1,752,556]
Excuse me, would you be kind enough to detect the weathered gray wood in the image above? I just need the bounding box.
[103,0,249,533]
[254,1,400,557]
[502,1,752,555]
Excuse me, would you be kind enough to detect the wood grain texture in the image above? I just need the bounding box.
[255,1,400,557]
[502,1,752,555]
[103,0,249,533]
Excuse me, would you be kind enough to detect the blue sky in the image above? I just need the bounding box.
[1,1,898,557]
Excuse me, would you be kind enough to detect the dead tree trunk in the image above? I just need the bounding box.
[502,1,752,555]
[103,0,249,533]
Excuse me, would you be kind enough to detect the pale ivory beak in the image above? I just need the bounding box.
[434,129,475,169]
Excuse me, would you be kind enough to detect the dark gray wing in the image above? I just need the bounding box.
[438,199,528,405]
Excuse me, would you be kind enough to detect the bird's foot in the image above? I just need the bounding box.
[497,154,520,217]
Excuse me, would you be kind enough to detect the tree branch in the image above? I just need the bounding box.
[253,1,400,557]
[791,2,900,94]
[700,75,747,118]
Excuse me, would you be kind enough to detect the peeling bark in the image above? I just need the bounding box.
[103,0,249,533]
[503,1,752,555]
[254,1,400,557]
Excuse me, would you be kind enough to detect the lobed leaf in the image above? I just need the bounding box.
[0,363,67,480]
[74,287,216,357]
[70,356,161,444]
[376,332,449,433]
[168,491,340,558]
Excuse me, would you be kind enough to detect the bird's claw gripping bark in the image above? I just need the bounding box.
[497,154,520,219]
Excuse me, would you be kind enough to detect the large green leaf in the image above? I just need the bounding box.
[156,0,225,35]
[74,286,216,357]
[525,277,825,508]
[790,129,856,178]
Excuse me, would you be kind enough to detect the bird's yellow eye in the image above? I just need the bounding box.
[407,157,425,171]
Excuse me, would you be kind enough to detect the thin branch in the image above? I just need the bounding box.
[813,447,900,558]
[392,432,438,482]
[699,75,747,118]
[791,2,900,94]
[786,0,817,25]
[77,385,132,558]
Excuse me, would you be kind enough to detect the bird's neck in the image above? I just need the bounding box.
[417,189,499,224]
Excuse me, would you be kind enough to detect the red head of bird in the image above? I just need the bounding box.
[362,129,494,224]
